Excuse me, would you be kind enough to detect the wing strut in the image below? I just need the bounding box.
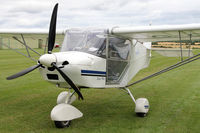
[44,37,48,54]
[188,34,192,57]
[125,52,200,87]
[21,34,31,57]
[178,31,183,61]
[2,43,37,62]
[12,35,41,56]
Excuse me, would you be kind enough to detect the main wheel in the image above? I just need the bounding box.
[54,121,71,128]
[136,113,147,117]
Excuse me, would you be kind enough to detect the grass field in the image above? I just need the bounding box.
[0,49,199,133]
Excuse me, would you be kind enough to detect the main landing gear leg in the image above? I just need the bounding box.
[123,88,150,117]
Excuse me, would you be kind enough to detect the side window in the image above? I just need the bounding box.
[108,38,130,60]
[96,39,106,58]
[106,37,131,84]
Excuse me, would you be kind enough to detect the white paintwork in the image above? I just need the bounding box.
[135,98,149,114]
[111,24,200,33]
[125,88,136,104]
[57,91,76,104]
[0,29,65,34]
[39,54,57,67]
[125,88,149,115]
[51,103,83,121]
[111,24,200,42]
[39,51,107,88]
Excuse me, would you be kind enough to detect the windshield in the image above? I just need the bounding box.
[61,29,107,57]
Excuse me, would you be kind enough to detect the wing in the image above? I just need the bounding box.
[110,24,200,42]
[0,29,65,50]
[0,29,65,61]
[0,29,65,39]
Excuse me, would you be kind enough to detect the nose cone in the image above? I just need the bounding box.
[39,54,56,67]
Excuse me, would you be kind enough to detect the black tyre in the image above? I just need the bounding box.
[54,121,71,128]
[136,113,147,117]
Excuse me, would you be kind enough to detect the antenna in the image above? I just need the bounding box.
[149,20,152,26]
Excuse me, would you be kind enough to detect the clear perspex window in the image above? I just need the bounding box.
[61,29,107,57]
[106,37,131,84]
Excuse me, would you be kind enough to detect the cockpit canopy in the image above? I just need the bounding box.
[61,28,130,59]
[61,29,107,57]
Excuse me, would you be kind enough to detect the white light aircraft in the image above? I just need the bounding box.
[2,3,200,128]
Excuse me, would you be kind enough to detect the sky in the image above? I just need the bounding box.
[1,0,200,30]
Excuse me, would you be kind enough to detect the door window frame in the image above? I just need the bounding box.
[105,35,132,85]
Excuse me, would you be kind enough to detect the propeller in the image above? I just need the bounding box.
[48,3,58,54]
[6,3,84,100]
[52,63,83,100]
[7,64,42,80]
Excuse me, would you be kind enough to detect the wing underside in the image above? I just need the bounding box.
[0,29,65,39]
[110,24,200,42]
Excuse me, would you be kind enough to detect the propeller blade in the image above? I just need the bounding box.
[7,64,41,80]
[52,63,84,100]
[48,3,58,54]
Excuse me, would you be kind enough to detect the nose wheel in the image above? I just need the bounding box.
[54,121,71,128]
[51,90,83,128]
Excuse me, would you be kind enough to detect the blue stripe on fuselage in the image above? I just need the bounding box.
[81,70,106,75]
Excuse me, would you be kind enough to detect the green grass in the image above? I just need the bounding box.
[0,49,200,133]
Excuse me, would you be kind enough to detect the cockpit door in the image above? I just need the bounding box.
[106,36,131,84]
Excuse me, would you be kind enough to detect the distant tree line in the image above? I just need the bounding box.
[152,40,200,45]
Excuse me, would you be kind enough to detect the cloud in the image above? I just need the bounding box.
[0,0,200,29]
